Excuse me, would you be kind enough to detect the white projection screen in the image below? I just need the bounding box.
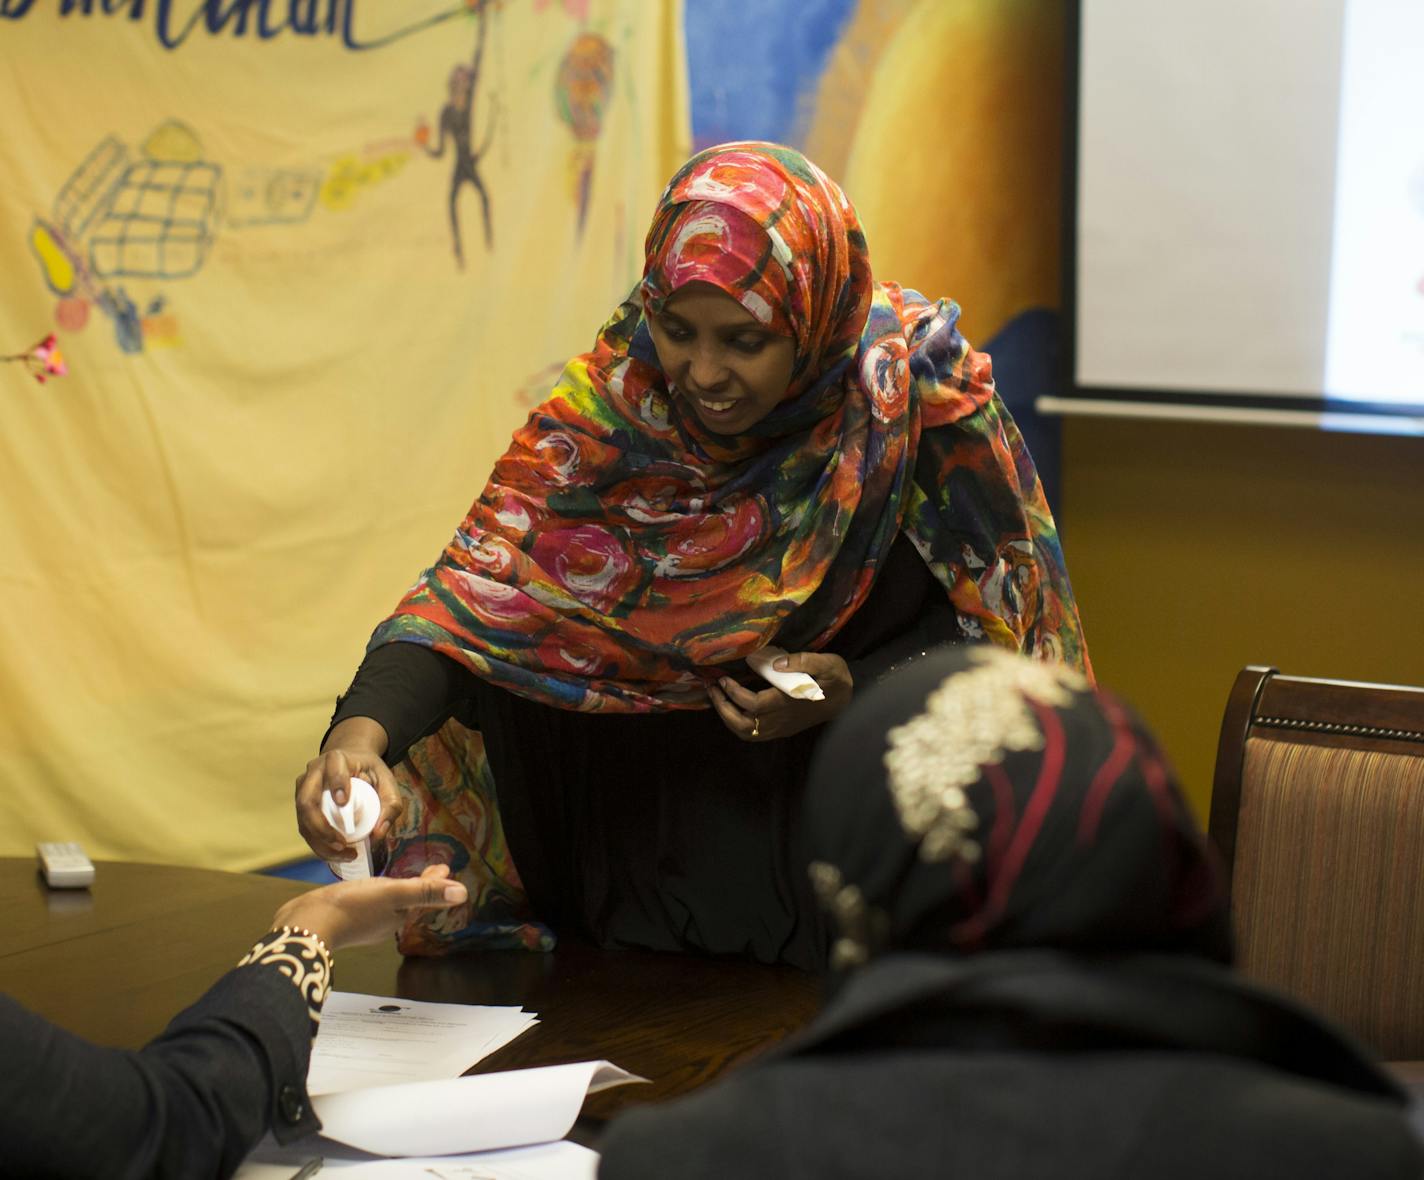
[1053,0,1424,434]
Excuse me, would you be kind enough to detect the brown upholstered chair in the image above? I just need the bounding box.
[1209,665,1424,1060]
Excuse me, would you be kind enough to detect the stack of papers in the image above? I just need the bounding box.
[239,1139,600,1179]
[308,992,539,1095]
[236,992,643,1180]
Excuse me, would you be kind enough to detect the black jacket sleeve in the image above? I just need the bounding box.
[326,641,478,765]
[2,963,318,1180]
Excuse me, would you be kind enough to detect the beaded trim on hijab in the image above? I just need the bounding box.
[809,645,1091,969]
[884,645,1089,863]
[809,860,884,970]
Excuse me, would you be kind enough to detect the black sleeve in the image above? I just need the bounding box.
[2,965,318,1180]
[326,641,479,765]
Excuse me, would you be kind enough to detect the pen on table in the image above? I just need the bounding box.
[289,1158,323,1180]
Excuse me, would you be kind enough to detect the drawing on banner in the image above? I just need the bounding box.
[554,29,615,236]
[27,119,221,354]
[22,112,382,356]
[416,0,499,269]
[228,167,322,227]
[320,149,410,213]
[82,121,222,280]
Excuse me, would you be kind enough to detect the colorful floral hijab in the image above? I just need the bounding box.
[805,644,1230,971]
[370,142,1089,710]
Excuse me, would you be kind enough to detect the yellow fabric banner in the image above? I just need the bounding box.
[0,0,689,869]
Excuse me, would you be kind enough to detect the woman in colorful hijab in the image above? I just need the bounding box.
[598,645,1424,1179]
[294,143,1090,963]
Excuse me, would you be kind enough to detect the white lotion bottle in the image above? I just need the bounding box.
[320,776,380,881]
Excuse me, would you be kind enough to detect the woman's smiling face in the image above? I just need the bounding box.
[648,282,797,434]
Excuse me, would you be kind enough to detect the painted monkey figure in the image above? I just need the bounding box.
[419,0,497,269]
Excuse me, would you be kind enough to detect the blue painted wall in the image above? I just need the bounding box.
[681,0,1064,513]
[684,0,857,150]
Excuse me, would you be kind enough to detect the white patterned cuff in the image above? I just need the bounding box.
[237,926,333,1036]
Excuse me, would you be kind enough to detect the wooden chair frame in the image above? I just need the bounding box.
[1209,664,1424,900]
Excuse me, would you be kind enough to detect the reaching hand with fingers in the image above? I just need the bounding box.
[272,863,469,951]
[709,651,854,742]
[294,716,405,862]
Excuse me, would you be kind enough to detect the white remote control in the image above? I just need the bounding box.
[37,842,96,889]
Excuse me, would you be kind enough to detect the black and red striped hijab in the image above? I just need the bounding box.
[805,645,1230,969]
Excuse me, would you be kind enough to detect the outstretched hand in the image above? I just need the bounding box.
[271,864,467,952]
[709,651,853,742]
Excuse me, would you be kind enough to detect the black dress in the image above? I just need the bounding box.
[331,534,960,969]
[597,951,1424,1180]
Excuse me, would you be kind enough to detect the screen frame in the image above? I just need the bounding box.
[1052,0,1424,436]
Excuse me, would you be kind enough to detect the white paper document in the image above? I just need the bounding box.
[314,1060,644,1156]
[747,644,825,700]
[236,1062,640,1178]
[237,1139,600,1180]
[236,991,639,1177]
[307,992,538,1095]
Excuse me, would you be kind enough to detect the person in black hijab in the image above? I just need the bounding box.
[598,644,1424,1179]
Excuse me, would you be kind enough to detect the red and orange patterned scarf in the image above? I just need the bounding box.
[371,142,1089,709]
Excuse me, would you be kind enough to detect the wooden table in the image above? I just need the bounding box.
[0,858,818,1135]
